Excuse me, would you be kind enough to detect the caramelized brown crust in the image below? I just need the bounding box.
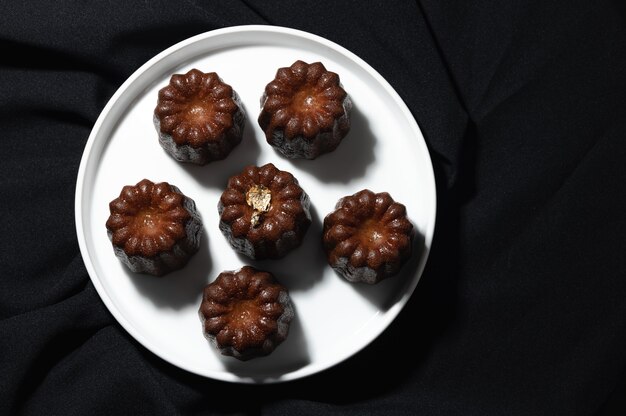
[258,60,351,159]
[322,189,413,284]
[105,179,202,276]
[199,266,294,360]
[218,163,312,260]
[154,68,245,165]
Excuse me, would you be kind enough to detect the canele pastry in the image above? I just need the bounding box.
[154,68,245,165]
[199,266,294,361]
[258,60,351,159]
[218,163,311,260]
[105,179,202,276]
[322,189,413,284]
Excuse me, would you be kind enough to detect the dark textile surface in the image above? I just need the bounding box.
[1,1,625,415]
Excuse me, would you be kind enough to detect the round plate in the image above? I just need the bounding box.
[75,25,436,383]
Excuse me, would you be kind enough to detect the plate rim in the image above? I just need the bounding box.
[75,24,437,384]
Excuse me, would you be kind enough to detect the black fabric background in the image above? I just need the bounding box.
[1,1,625,415]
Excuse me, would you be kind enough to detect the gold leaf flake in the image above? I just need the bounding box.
[246,185,271,227]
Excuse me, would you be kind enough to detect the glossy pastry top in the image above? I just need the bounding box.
[106,179,191,257]
[219,163,310,245]
[155,68,239,147]
[323,189,413,277]
[199,266,291,353]
[258,60,348,140]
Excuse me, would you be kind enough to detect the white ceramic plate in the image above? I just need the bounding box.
[75,25,437,383]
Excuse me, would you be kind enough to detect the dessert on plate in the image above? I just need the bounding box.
[199,266,294,361]
[322,189,413,284]
[154,68,245,165]
[218,163,311,260]
[105,179,202,276]
[258,60,351,159]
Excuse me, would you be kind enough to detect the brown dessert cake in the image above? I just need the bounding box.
[322,189,413,284]
[218,163,311,260]
[199,266,294,361]
[105,179,202,276]
[154,68,245,165]
[258,60,351,159]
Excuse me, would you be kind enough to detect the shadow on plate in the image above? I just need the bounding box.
[283,105,376,183]
[220,304,310,383]
[127,224,213,310]
[345,228,426,311]
[180,103,261,189]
